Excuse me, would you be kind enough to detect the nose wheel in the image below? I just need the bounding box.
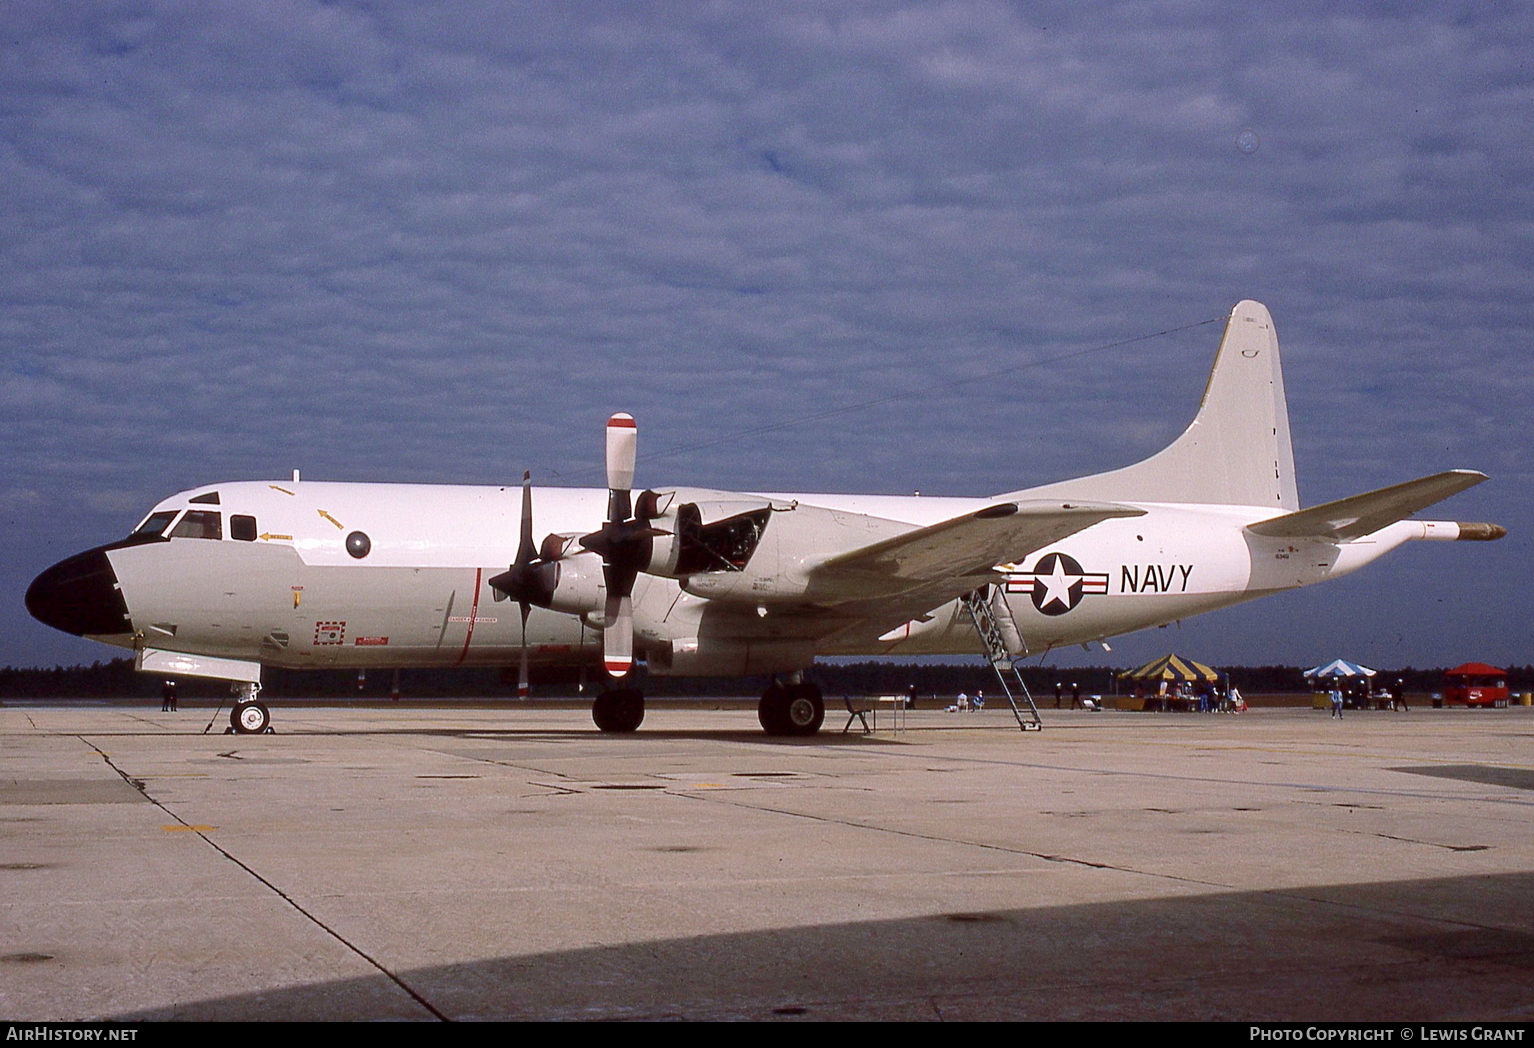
[758,682,824,736]
[592,688,645,733]
[229,701,272,735]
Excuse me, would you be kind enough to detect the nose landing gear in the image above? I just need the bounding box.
[230,701,272,734]
[226,682,273,734]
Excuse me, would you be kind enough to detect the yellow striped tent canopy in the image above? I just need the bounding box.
[1118,653,1220,682]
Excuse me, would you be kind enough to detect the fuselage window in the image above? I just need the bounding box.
[132,510,179,538]
[230,515,258,542]
[170,510,223,540]
[188,491,221,505]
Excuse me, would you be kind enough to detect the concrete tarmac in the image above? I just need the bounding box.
[1,702,1531,1021]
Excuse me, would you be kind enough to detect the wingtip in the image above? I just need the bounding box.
[1455,522,1506,541]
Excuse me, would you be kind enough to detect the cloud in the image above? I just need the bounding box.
[4,1,1528,667]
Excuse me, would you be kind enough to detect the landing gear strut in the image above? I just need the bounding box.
[758,681,824,737]
[592,687,645,733]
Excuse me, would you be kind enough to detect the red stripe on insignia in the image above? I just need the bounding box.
[604,659,631,674]
[607,414,636,428]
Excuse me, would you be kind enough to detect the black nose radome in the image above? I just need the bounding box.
[26,548,133,637]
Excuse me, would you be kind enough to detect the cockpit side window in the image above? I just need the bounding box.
[230,515,257,542]
[170,510,223,540]
[132,511,180,538]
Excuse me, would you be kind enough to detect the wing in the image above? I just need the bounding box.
[805,499,1144,605]
[1245,470,1486,541]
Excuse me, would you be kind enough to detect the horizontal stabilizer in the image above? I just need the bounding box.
[1245,470,1487,541]
[812,500,1144,598]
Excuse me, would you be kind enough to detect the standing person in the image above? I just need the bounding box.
[1329,684,1344,719]
[1394,677,1409,712]
[161,679,175,712]
[1071,681,1081,709]
[957,690,969,713]
[1054,681,1063,709]
[906,683,918,712]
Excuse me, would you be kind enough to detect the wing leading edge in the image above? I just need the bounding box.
[1245,470,1491,541]
[806,500,1145,605]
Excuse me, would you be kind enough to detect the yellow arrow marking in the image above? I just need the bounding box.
[318,509,344,529]
[268,485,295,496]
[162,825,216,833]
[259,533,293,541]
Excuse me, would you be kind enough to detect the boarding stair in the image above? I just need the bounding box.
[960,586,1043,731]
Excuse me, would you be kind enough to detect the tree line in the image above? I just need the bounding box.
[2,657,1528,701]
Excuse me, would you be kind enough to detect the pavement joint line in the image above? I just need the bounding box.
[1256,882,1520,939]
[670,787,1235,890]
[1332,825,1494,853]
[76,734,451,1023]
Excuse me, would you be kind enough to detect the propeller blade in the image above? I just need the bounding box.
[518,470,535,561]
[517,603,531,699]
[606,413,636,496]
[488,474,559,609]
[603,593,633,677]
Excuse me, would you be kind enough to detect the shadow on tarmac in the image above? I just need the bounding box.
[115,870,1534,1021]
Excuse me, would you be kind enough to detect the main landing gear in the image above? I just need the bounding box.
[592,687,645,733]
[758,681,825,737]
[589,680,826,736]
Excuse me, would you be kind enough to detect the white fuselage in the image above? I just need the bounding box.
[91,478,1438,675]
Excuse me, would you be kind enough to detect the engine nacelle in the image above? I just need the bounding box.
[545,553,607,618]
[642,493,775,580]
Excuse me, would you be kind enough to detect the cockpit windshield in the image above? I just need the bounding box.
[132,510,179,538]
[170,510,222,540]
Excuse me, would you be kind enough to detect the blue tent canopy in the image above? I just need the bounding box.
[1303,658,1377,679]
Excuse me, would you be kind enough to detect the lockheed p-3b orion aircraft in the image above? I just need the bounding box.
[27,301,1504,736]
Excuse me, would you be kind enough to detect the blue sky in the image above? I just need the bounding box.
[4,1,1529,671]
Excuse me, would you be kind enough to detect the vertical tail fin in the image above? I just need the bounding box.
[1014,300,1299,509]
